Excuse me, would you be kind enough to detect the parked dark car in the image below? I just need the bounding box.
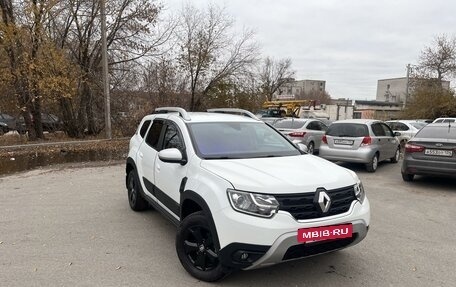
[17,113,63,133]
[401,123,456,181]
[0,113,17,131]
[0,121,9,135]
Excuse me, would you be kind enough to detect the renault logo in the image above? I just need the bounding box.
[314,189,331,213]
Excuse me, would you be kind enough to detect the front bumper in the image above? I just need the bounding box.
[215,198,370,270]
[402,156,456,176]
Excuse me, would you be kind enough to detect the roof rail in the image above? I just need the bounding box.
[155,107,191,121]
[207,108,260,120]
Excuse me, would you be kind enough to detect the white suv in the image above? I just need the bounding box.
[125,107,370,281]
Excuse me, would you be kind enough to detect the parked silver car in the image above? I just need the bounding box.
[319,119,401,172]
[273,118,328,154]
[385,120,427,147]
[401,123,456,181]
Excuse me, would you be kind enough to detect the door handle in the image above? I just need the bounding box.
[139,152,144,158]
[156,163,161,172]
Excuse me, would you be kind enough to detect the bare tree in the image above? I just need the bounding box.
[258,57,295,101]
[176,3,259,111]
[46,0,173,137]
[143,56,189,107]
[418,35,456,84]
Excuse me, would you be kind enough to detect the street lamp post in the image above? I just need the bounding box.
[101,0,112,139]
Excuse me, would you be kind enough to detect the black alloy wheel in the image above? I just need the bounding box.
[127,170,148,211]
[176,211,228,281]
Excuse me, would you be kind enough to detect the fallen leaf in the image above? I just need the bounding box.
[116,266,122,270]
[412,267,417,272]
[69,262,73,266]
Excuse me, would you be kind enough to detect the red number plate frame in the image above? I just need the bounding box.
[297,224,353,243]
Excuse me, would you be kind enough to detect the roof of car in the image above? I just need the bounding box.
[385,120,423,123]
[144,111,261,123]
[331,119,380,125]
[423,123,456,128]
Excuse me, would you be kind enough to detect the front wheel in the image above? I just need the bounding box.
[365,154,378,172]
[176,211,229,282]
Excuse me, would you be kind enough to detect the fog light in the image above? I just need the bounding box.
[240,253,249,260]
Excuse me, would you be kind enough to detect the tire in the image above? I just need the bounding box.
[176,211,229,282]
[400,140,407,152]
[365,154,379,172]
[0,128,4,136]
[402,172,414,182]
[390,147,400,163]
[307,142,315,155]
[127,169,148,211]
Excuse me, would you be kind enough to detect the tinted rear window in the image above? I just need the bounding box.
[415,126,456,139]
[327,123,369,137]
[273,119,306,129]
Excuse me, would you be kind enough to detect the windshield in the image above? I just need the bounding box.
[188,122,300,159]
[326,123,369,137]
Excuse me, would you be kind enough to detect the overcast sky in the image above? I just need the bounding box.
[163,0,456,100]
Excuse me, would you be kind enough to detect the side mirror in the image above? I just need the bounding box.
[292,140,309,153]
[394,132,401,137]
[158,148,187,165]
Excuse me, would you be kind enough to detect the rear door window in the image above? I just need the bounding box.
[145,120,164,149]
[371,123,386,136]
[139,120,151,138]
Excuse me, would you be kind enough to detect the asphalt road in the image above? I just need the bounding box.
[0,160,455,287]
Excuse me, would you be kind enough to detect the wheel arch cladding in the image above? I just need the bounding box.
[126,157,136,188]
[180,190,221,251]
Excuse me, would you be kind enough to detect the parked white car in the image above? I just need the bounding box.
[385,120,427,147]
[433,117,456,123]
[126,107,370,281]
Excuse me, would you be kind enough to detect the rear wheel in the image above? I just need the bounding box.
[401,172,414,182]
[127,169,148,211]
[176,211,229,282]
[390,147,400,163]
[307,142,315,155]
[365,154,378,172]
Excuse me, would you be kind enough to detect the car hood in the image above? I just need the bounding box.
[200,155,356,194]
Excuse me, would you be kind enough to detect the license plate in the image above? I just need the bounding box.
[334,139,354,145]
[424,149,453,157]
[297,224,353,243]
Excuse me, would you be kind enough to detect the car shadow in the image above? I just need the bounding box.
[405,175,456,191]
[333,161,390,174]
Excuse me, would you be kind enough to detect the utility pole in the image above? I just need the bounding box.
[405,63,411,108]
[101,0,112,139]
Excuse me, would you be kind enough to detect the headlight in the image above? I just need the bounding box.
[227,189,279,218]
[354,182,366,203]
